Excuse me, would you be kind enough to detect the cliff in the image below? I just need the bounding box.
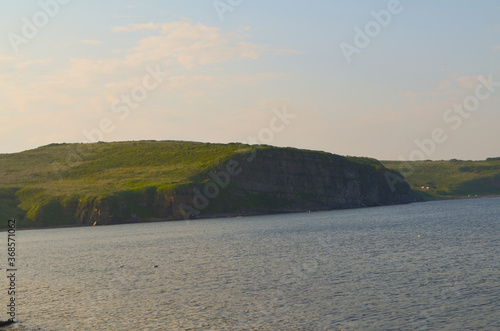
[0,141,420,227]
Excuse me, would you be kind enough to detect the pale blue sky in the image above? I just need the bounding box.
[0,0,499,160]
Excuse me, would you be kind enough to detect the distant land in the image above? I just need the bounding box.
[0,140,422,228]
[383,158,500,199]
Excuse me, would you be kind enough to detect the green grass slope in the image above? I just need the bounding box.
[382,158,500,199]
[0,141,253,227]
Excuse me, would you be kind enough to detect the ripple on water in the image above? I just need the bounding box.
[7,197,500,330]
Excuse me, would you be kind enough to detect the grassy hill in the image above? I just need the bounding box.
[382,158,500,199]
[0,141,416,228]
[0,141,253,227]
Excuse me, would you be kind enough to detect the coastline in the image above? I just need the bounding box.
[4,204,397,231]
[5,195,499,231]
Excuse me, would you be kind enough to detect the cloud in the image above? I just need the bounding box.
[83,40,103,45]
[403,74,487,100]
[396,73,492,128]
[112,22,158,32]
[495,45,500,50]
[435,74,487,95]
[16,59,52,68]
[1,55,285,120]
[455,75,483,89]
[112,21,298,68]
[227,72,286,85]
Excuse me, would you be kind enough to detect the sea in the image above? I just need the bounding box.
[3,197,500,330]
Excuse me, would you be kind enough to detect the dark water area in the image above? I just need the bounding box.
[5,197,500,330]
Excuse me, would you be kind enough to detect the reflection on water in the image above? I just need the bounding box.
[4,197,500,330]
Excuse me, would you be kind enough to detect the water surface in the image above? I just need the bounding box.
[5,197,500,330]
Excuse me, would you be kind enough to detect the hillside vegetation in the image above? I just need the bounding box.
[382,158,500,199]
[0,141,417,228]
[0,141,252,226]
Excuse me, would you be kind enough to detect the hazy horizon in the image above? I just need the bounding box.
[1,0,499,160]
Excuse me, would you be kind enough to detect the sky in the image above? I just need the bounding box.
[0,0,499,160]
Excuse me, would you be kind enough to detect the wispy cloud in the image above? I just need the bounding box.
[112,22,160,32]
[455,75,483,89]
[112,21,299,69]
[403,74,487,100]
[83,40,103,45]
[16,59,52,69]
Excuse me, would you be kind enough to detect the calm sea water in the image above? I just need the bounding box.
[3,197,500,330]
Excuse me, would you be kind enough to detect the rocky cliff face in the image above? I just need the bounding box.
[113,147,420,224]
[226,148,418,210]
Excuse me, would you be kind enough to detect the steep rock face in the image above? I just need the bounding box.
[213,148,418,212]
[163,148,417,222]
